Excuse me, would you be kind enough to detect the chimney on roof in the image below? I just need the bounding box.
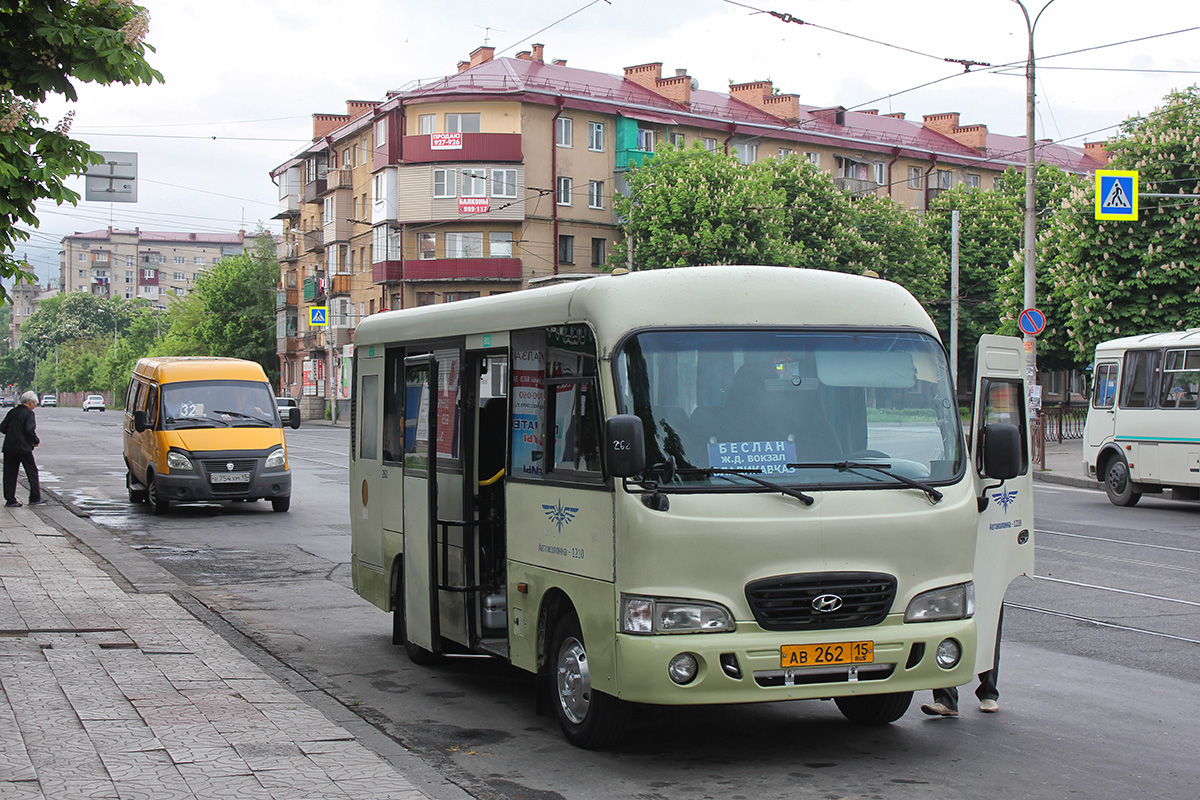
[346,100,379,121]
[1084,140,1110,165]
[312,112,350,141]
[532,43,544,63]
[884,112,906,120]
[923,112,988,154]
[552,58,567,66]
[922,112,960,137]
[812,106,847,126]
[516,50,532,60]
[860,109,879,116]
[623,62,695,107]
[469,46,495,67]
[729,80,801,123]
[457,60,469,73]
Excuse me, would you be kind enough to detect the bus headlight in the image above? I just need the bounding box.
[166,450,193,471]
[264,448,286,469]
[620,595,734,634]
[904,582,974,622]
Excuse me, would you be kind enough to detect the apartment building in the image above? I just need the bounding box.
[270,43,1105,416]
[58,228,258,308]
[5,277,48,351]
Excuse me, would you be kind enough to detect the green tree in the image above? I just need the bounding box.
[1036,86,1200,362]
[0,1,162,303]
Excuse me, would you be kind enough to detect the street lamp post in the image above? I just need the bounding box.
[1013,0,1058,415]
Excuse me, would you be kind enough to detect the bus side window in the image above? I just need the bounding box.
[976,378,1028,475]
[1092,363,1118,409]
[382,348,405,463]
[1120,350,1160,408]
[1159,349,1200,409]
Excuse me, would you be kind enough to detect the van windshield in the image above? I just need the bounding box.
[613,329,964,490]
[161,380,279,429]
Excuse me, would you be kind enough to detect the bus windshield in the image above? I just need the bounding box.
[161,380,279,429]
[614,329,964,489]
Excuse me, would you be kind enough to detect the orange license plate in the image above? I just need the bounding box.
[781,641,873,668]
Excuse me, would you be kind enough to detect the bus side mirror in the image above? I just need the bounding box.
[605,414,645,478]
[288,407,301,429]
[133,410,148,432]
[980,423,1021,479]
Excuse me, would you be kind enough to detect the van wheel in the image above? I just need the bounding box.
[147,473,169,515]
[271,496,290,512]
[551,613,632,748]
[834,691,913,725]
[392,566,438,665]
[1105,455,1142,507]
[126,470,147,504]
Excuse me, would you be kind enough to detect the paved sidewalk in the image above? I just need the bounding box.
[1034,439,1096,490]
[0,503,430,800]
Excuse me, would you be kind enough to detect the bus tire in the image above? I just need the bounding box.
[550,613,631,749]
[1104,455,1142,507]
[834,691,912,725]
[147,472,169,515]
[392,566,438,666]
[271,496,290,512]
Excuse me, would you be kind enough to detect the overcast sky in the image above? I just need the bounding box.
[14,0,1200,284]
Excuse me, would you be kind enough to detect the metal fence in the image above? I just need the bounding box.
[1032,404,1088,469]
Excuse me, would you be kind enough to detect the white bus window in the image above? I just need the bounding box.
[1159,349,1200,409]
[382,349,406,463]
[1092,363,1118,409]
[360,374,379,461]
[435,351,461,461]
[1120,350,1160,408]
[403,362,430,472]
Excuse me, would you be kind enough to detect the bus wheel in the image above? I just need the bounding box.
[271,496,290,512]
[392,568,437,666]
[551,613,631,749]
[1105,455,1142,507]
[147,473,169,515]
[834,691,912,725]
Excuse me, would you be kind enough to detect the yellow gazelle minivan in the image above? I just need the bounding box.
[123,357,300,514]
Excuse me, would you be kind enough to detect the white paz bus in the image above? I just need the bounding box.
[1084,329,1200,506]
[349,265,1034,748]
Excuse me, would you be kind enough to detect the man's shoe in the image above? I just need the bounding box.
[920,702,959,717]
[4,500,21,507]
[979,699,999,713]
[29,499,47,506]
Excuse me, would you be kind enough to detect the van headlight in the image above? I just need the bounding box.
[166,450,193,471]
[264,448,286,469]
[621,594,734,634]
[905,582,974,622]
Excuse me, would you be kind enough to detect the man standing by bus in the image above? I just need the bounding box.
[1,391,43,508]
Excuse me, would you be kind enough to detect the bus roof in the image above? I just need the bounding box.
[1094,329,1200,353]
[132,357,269,385]
[355,266,936,350]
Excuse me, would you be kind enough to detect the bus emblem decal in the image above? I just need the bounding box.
[812,594,843,613]
[543,501,579,533]
[991,487,1018,512]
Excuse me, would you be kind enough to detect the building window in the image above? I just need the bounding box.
[489,231,513,258]
[778,148,794,160]
[419,114,435,135]
[907,167,924,189]
[375,118,388,147]
[704,137,718,152]
[637,128,654,152]
[873,162,886,186]
[445,113,480,133]
[461,168,487,197]
[806,151,821,167]
[591,238,605,266]
[588,180,603,209]
[193,257,203,264]
[670,132,684,148]
[491,168,517,198]
[557,176,572,206]
[837,155,870,180]
[964,173,981,188]
[558,235,574,264]
[434,168,456,198]
[588,121,604,151]
[445,231,484,258]
[324,195,334,220]
[444,291,480,303]
[937,169,953,190]
[416,292,436,306]
[417,231,436,260]
[556,116,573,147]
[95,252,108,262]
[78,252,86,261]
[174,256,185,264]
[733,142,757,165]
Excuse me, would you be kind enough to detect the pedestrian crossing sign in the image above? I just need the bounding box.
[1095,169,1138,221]
[309,306,328,326]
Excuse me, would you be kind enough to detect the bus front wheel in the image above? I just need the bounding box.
[1105,455,1142,507]
[834,691,912,725]
[551,613,631,749]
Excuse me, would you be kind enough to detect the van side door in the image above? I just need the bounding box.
[970,334,1035,674]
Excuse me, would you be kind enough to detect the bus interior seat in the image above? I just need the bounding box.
[725,360,843,462]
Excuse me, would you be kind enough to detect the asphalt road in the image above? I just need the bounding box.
[26,405,1200,800]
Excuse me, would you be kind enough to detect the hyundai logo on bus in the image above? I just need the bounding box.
[812,594,844,613]
[1018,308,1046,337]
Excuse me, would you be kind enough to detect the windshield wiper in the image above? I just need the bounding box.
[681,467,814,506]
[212,410,272,426]
[788,461,943,504]
[166,416,226,428]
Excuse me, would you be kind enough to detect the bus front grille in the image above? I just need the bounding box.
[745,572,896,631]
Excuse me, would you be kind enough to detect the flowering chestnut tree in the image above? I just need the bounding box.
[0,0,161,302]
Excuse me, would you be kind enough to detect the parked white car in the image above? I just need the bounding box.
[82,394,106,412]
[40,394,57,407]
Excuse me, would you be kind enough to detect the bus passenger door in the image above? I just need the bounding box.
[1085,360,1119,453]
[971,334,1035,674]
[402,356,438,654]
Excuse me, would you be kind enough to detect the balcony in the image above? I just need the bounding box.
[277,240,300,262]
[302,229,324,253]
[833,177,879,197]
[403,258,521,282]
[402,132,522,164]
[303,276,326,302]
[275,192,300,219]
[302,176,327,204]
[329,274,352,296]
[276,288,297,309]
[373,260,403,284]
[324,168,353,193]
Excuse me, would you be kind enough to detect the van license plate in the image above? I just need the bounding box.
[210,472,250,484]
[781,641,873,668]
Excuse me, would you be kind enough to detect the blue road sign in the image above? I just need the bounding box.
[309,306,328,326]
[1095,170,1138,221]
[1018,308,1046,336]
